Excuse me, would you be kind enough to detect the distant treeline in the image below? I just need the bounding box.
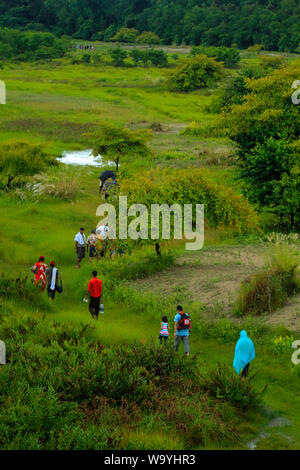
[0,0,299,52]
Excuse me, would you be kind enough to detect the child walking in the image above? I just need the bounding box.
[159,315,169,347]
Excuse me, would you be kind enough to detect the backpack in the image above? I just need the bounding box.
[31,265,38,275]
[177,312,191,330]
[56,277,63,294]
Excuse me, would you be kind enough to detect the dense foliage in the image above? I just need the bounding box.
[118,168,259,247]
[0,28,69,60]
[223,66,300,228]
[0,0,299,51]
[0,306,261,450]
[191,46,240,69]
[167,54,224,92]
[236,240,300,315]
[0,141,57,189]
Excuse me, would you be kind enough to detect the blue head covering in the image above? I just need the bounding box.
[233,330,255,375]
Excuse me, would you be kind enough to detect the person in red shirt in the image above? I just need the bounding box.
[84,271,103,319]
[33,256,48,292]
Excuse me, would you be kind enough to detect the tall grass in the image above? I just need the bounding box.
[236,239,300,315]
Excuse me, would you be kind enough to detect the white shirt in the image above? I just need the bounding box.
[96,225,109,238]
[74,232,86,246]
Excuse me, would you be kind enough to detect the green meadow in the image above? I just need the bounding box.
[0,46,300,450]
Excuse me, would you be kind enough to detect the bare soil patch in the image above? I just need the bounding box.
[130,245,300,331]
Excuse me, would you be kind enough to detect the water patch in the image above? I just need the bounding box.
[247,415,291,450]
[57,149,114,167]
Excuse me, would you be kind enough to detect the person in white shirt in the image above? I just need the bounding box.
[96,225,109,258]
[74,227,86,268]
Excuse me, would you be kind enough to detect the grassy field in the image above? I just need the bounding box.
[0,46,300,450]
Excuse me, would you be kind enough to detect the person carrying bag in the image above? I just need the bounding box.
[45,261,62,301]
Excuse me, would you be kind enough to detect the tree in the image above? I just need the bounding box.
[110,46,127,66]
[88,123,153,171]
[135,31,160,45]
[0,141,57,189]
[0,1,299,52]
[167,54,224,92]
[223,65,300,228]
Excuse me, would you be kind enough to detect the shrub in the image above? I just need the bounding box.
[0,28,68,61]
[167,54,224,92]
[120,168,259,234]
[236,269,298,316]
[183,120,202,136]
[110,46,128,66]
[271,335,294,354]
[135,31,161,45]
[259,55,285,71]
[81,53,91,63]
[247,44,264,52]
[0,273,48,309]
[129,48,167,67]
[191,46,240,68]
[236,241,300,315]
[158,151,193,161]
[0,141,57,189]
[22,173,80,200]
[200,364,266,410]
[112,28,139,43]
[197,319,268,344]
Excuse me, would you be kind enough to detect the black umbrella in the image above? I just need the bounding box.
[99,170,116,183]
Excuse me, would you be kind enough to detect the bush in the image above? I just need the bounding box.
[167,54,224,92]
[110,46,127,66]
[247,44,264,52]
[0,28,68,61]
[182,120,202,136]
[120,168,259,234]
[0,273,48,309]
[191,46,240,68]
[135,31,161,45]
[112,28,139,43]
[200,364,266,410]
[197,319,268,344]
[236,241,300,315]
[0,141,57,189]
[129,48,167,67]
[236,270,298,316]
[81,53,91,63]
[20,173,80,200]
[271,335,294,354]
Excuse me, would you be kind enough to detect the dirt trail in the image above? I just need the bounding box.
[130,245,300,331]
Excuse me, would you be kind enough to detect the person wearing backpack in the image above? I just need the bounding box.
[174,305,191,355]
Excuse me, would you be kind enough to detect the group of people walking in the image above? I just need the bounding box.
[74,226,114,269]
[76,44,95,51]
[158,306,255,375]
[32,229,256,376]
